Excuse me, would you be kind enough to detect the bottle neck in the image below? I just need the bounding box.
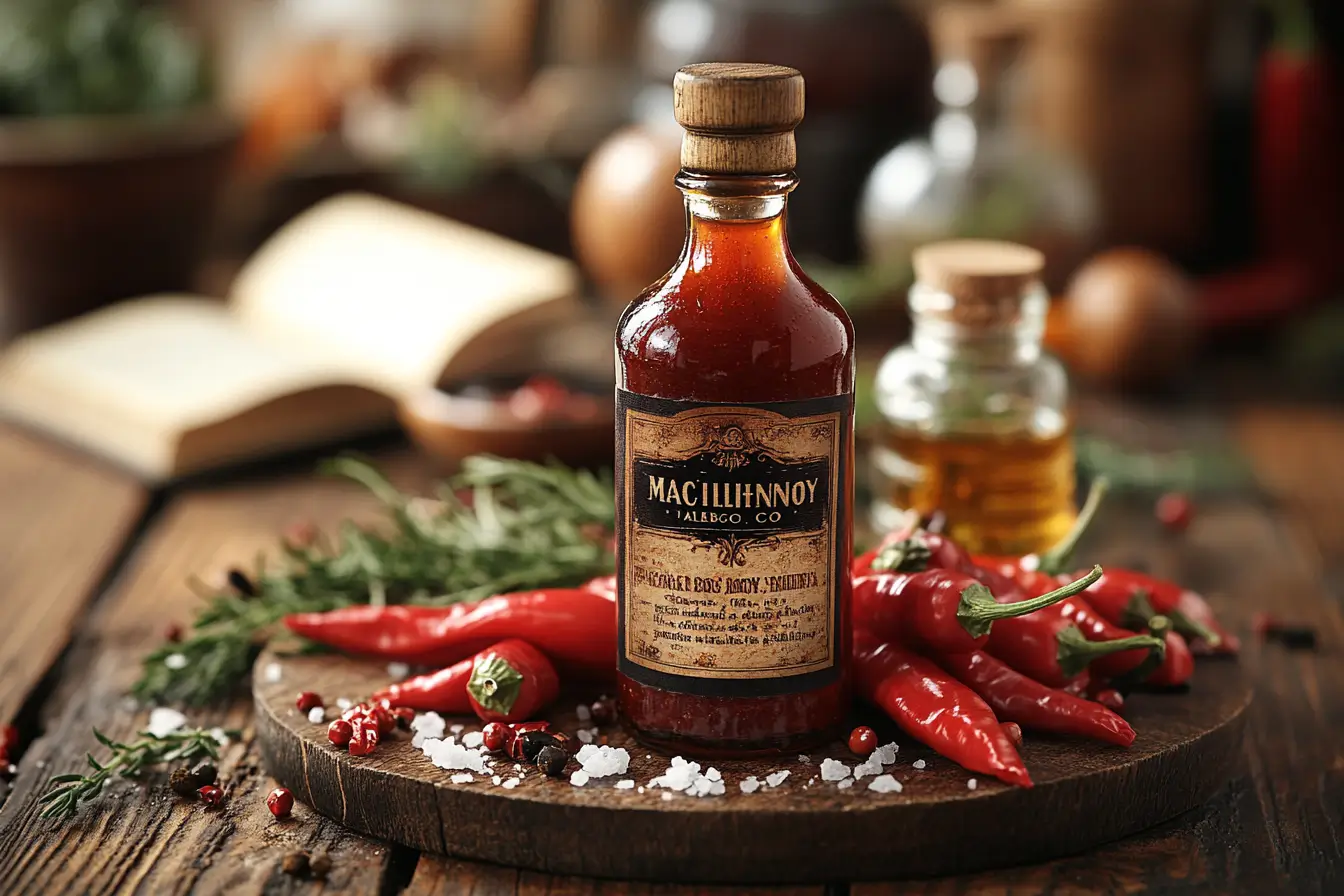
[908,282,1048,366]
[677,171,796,274]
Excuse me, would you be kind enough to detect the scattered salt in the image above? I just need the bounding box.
[570,770,590,787]
[336,698,353,711]
[837,779,854,790]
[853,756,884,779]
[146,707,186,738]
[163,654,188,671]
[967,778,978,791]
[462,731,485,749]
[575,744,631,778]
[502,778,520,789]
[449,723,465,735]
[820,758,850,782]
[874,742,899,765]
[386,662,411,680]
[492,775,502,785]
[411,712,446,747]
[450,773,474,784]
[421,737,487,773]
[263,662,283,683]
[307,707,325,724]
[868,774,903,794]
[798,754,811,763]
[912,759,926,770]
[739,776,761,794]
[615,779,635,790]
[661,792,673,801]
[650,756,724,796]
[576,729,594,744]
[765,770,790,787]
[576,704,592,722]
[637,786,645,794]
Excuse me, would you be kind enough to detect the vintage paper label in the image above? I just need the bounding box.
[616,390,852,698]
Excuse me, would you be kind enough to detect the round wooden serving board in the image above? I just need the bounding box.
[255,648,1251,883]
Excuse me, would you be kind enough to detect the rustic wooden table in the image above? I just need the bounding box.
[0,403,1341,895]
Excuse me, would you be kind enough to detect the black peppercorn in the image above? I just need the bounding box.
[535,745,568,778]
[190,761,218,787]
[518,730,562,763]
[169,767,200,798]
[309,851,332,880]
[281,851,310,877]
[588,697,615,726]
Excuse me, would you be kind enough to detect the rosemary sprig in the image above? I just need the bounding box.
[133,455,616,706]
[39,727,233,819]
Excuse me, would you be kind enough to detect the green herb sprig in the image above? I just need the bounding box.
[133,456,616,706]
[39,726,233,819]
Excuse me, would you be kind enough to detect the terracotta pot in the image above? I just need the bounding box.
[0,110,239,341]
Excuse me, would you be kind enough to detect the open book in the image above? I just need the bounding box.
[0,193,581,480]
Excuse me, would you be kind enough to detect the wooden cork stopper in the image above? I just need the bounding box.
[912,240,1045,326]
[673,63,805,174]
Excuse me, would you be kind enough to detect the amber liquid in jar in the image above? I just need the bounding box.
[882,425,1075,556]
[615,170,855,758]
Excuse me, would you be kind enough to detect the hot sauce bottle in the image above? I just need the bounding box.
[615,64,855,757]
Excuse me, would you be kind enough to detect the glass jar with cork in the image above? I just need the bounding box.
[615,63,855,757]
[872,239,1074,557]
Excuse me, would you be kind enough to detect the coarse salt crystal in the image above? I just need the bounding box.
[874,742,899,765]
[462,731,484,749]
[450,773,474,784]
[163,654,188,671]
[449,723,465,735]
[336,698,353,711]
[837,779,854,790]
[576,744,631,778]
[765,770,790,787]
[570,770,590,787]
[502,778,520,789]
[868,774,903,794]
[263,662,283,683]
[706,767,721,782]
[386,662,411,680]
[307,707,325,724]
[912,759,926,770]
[615,779,635,790]
[739,776,761,794]
[492,775,502,785]
[577,729,594,744]
[576,704,592,722]
[146,707,186,738]
[853,756,884,779]
[820,758,850,782]
[411,712,445,739]
[637,786,645,794]
[798,754,811,763]
[967,778,978,790]
[422,738,487,773]
[661,792,673,801]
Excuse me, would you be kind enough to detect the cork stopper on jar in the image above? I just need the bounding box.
[912,240,1045,327]
[673,63,805,174]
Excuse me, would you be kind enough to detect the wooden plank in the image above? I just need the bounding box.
[0,455,426,894]
[406,856,826,896]
[0,426,146,724]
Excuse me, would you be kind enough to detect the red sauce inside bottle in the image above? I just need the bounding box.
[616,173,855,757]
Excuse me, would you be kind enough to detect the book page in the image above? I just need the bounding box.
[230,194,581,394]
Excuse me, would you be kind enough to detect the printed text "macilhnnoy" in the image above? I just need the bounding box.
[646,477,820,508]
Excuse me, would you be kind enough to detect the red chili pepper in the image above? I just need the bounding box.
[935,650,1135,747]
[853,632,1031,787]
[853,566,1103,656]
[1078,569,1237,655]
[465,639,560,723]
[371,657,474,713]
[348,716,379,756]
[1147,630,1195,688]
[284,587,616,678]
[983,607,1165,690]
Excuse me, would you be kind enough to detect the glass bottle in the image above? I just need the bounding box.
[857,2,1096,291]
[615,64,855,757]
[872,240,1073,557]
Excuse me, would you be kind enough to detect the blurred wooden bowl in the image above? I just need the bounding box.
[0,110,239,341]
[398,380,614,470]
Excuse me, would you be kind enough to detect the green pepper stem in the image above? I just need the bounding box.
[1037,477,1110,575]
[1109,615,1173,689]
[1055,624,1166,679]
[1166,608,1221,647]
[958,565,1104,640]
[1120,589,1159,630]
[467,655,524,715]
[872,536,931,573]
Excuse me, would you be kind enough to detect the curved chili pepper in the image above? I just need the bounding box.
[466,639,560,723]
[936,650,1135,747]
[853,566,1103,656]
[284,588,616,678]
[1147,629,1195,688]
[853,631,1032,787]
[1082,570,1238,655]
[372,656,473,712]
[984,608,1165,690]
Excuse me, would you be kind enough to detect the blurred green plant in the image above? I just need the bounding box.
[0,0,209,118]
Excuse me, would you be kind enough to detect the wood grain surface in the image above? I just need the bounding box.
[0,425,146,725]
[255,643,1249,883]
